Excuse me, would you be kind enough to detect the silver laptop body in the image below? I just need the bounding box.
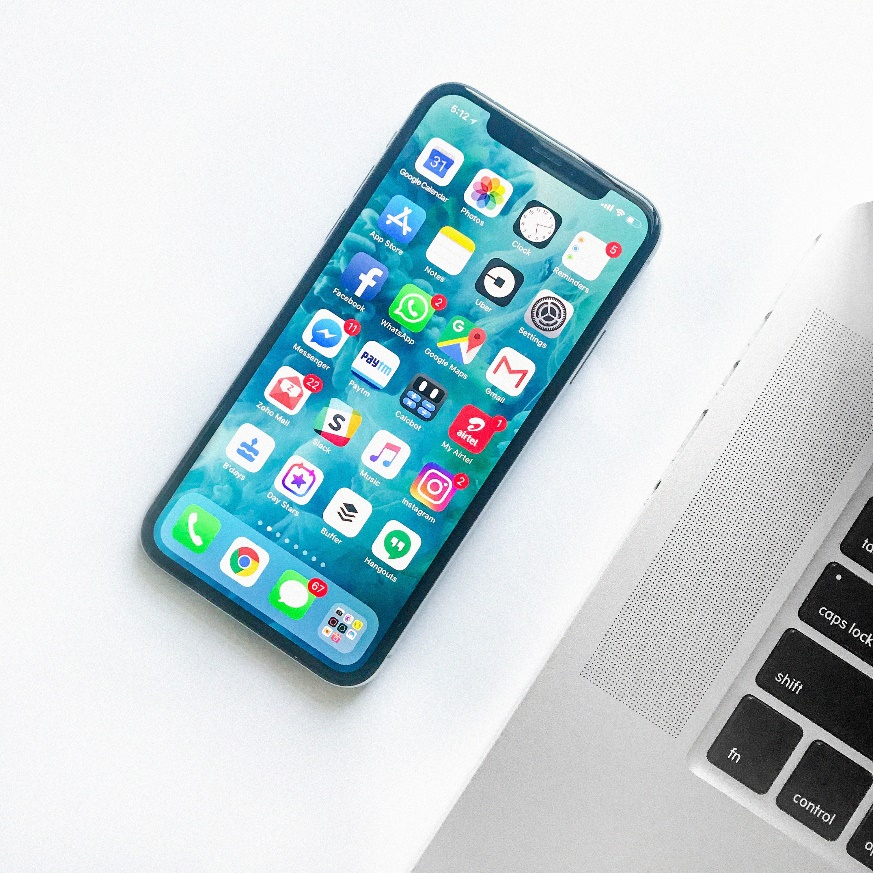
[416,203,873,873]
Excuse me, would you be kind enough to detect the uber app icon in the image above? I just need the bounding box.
[475,258,524,307]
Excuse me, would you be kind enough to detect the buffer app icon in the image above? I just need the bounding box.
[371,520,422,571]
[302,308,350,359]
[269,570,318,620]
[340,252,389,301]
[437,316,486,365]
[411,462,456,512]
[264,365,311,416]
[414,137,464,186]
[426,226,475,276]
[463,169,513,217]
[377,195,426,245]
[219,537,269,587]
[225,423,275,472]
[388,284,434,333]
[350,340,400,389]
[172,504,221,554]
[273,455,324,505]
[322,487,372,538]
[361,430,410,479]
[313,398,362,446]
[448,405,507,454]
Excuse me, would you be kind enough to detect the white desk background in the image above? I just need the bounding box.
[2,2,872,870]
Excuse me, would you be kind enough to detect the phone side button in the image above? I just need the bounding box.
[570,330,606,384]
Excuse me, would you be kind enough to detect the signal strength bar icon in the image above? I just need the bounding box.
[601,203,614,211]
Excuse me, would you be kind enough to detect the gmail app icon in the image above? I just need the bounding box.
[485,347,536,397]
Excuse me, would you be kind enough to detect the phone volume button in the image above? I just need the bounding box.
[570,330,606,383]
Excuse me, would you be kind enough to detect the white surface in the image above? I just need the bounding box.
[2,2,873,871]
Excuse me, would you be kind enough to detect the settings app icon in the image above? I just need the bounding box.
[524,290,575,338]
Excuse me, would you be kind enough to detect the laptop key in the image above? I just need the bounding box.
[756,629,873,760]
[841,497,873,574]
[776,740,871,840]
[799,562,873,668]
[847,806,873,869]
[706,695,802,794]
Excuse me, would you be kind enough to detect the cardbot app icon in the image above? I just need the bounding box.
[524,290,574,338]
[340,252,389,301]
[350,340,400,389]
[562,231,619,281]
[447,405,507,454]
[414,137,464,186]
[361,430,410,479]
[269,570,317,620]
[371,520,422,571]
[486,347,536,397]
[302,308,350,359]
[426,226,475,276]
[219,537,269,587]
[322,488,372,538]
[377,195,426,245]
[388,284,434,332]
[171,504,221,554]
[399,374,447,421]
[273,454,324,505]
[225,423,275,472]
[411,462,456,512]
[463,169,513,217]
[264,366,311,415]
[313,399,362,447]
[475,258,524,306]
[436,316,486,365]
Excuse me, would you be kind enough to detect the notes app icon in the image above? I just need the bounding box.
[361,430,411,480]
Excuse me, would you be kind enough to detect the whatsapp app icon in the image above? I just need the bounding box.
[388,284,434,333]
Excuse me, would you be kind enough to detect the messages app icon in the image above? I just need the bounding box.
[172,504,221,554]
[269,570,316,620]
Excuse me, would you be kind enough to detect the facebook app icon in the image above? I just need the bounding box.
[377,195,427,244]
[340,252,389,301]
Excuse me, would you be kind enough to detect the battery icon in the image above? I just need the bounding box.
[625,215,643,229]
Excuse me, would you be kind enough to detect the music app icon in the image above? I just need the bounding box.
[360,430,411,480]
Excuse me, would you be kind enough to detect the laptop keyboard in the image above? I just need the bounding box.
[698,496,873,870]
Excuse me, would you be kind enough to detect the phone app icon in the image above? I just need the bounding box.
[426,226,475,276]
[524,290,575,338]
[361,429,410,479]
[264,365,312,415]
[350,340,400,389]
[172,504,221,554]
[388,284,434,332]
[313,398,362,447]
[371,520,422,571]
[436,316,487,365]
[322,488,372,538]
[219,537,269,587]
[475,258,524,307]
[225,423,275,472]
[377,195,427,245]
[302,308,350,359]
[273,454,324,505]
[464,169,513,217]
[448,405,507,454]
[411,462,456,512]
[400,374,447,421]
[269,569,318,620]
[414,137,464,186]
[485,347,536,397]
[340,252,389,301]
[561,231,616,281]
[513,200,562,248]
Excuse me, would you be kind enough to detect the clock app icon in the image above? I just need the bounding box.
[513,200,562,248]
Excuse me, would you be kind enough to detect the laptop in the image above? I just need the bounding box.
[415,202,873,873]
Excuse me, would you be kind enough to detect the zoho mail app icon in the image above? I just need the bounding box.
[350,340,400,389]
[486,347,536,397]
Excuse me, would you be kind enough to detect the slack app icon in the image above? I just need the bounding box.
[475,258,524,307]
[340,252,389,301]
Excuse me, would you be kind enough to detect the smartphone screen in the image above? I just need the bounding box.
[146,88,656,682]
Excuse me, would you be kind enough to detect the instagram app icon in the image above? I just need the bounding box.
[411,462,456,512]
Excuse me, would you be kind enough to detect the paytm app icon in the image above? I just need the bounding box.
[340,252,388,301]
[378,195,426,245]
[350,340,400,389]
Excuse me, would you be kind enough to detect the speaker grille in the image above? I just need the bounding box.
[583,310,873,736]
